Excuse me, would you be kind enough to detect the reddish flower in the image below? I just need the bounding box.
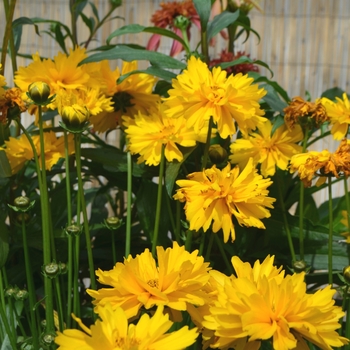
[209,50,260,75]
[147,0,200,56]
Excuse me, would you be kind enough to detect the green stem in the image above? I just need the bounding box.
[276,173,296,262]
[201,116,213,170]
[111,230,117,265]
[74,133,96,291]
[152,146,165,256]
[73,188,81,323]
[204,233,215,262]
[125,151,132,257]
[179,27,191,56]
[327,176,333,286]
[165,191,178,243]
[227,23,237,54]
[0,295,17,349]
[69,0,78,47]
[64,131,73,327]
[298,127,309,261]
[214,234,234,275]
[185,230,193,252]
[198,232,205,256]
[54,277,64,332]
[200,30,209,64]
[1,0,17,72]
[21,217,39,348]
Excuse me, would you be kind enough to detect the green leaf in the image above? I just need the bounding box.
[12,17,40,53]
[0,215,9,268]
[106,24,187,48]
[0,151,11,178]
[193,0,211,32]
[117,66,177,84]
[321,87,347,101]
[262,84,288,113]
[89,1,100,22]
[217,56,273,78]
[207,10,239,41]
[80,45,186,70]
[80,12,95,35]
[54,24,67,54]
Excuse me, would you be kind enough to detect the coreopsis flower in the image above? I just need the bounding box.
[173,159,276,242]
[321,92,350,140]
[0,87,27,124]
[55,304,198,350]
[284,96,329,130]
[164,56,267,139]
[202,255,348,350]
[123,105,207,166]
[209,50,260,76]
[87,242,210,319]
[14,47,92,96]
[27,81,51,104]
[89,60,160,133]
[340,210,350,243]
[290,138,350,187]
[229,119,303,177]
[1,131,74,174]
[147,0,200,56]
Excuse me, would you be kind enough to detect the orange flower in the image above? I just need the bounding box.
[0,88,27,124]
[284,96,329,130]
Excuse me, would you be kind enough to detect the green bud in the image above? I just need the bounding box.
[105,216,122,230]
[40,332,56,349]
[60,104,90,132]
[174,15,190,31]
[42,261,60,278]
[5,285,19,298]
[209,144,228,164]
[28,81,51,104]
[58,262,68,275]
[292,260,308,273]
[65,224,82,237]
[9,196,35,212]
[14,289,29,301]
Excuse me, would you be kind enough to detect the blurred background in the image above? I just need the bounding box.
[1,0,349,202]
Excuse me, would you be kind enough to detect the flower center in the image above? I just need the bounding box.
[112,91,134,113]
[147,279,159,288]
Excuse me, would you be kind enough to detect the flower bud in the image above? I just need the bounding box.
[174,15,190,30]
[60,104,90,132]
[65,224,82,237]
[292,260,308,273]
[28,81,51,104]
[14,289,29,301]
[40,332,56,349]
[105,216,122,230]
[209,144,228,164]
[343,265,350,283]
[42,261,60,278]
[58,262,68,275]
[5,285,19,298]
[9,196,35,213]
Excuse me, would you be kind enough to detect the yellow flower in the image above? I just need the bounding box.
[87,242,210,319]
[341,210,350,243]
[202,255,348,350]
[230,120,303,177]
[1,131,74,174]
[284,96,329,130]
[89,60,160,133]
[322,93,350,140]
[14,47,92,94]
[174,159,275,242]
[163,56,267,139]
[55,304,198,350]
[123,105,207,166]
[290,138,350,187]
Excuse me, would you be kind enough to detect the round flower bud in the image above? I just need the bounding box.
[14,289,29,301]
[209,144,228,164]
[42,261,60,278]
[28,81,51,104]
[65,224,82,237]
[5,286,19,298]
[292,260,307,273]
[343,265,350,283]
[174,15,191,30]
[105,216,121,230]
[14,196,30,209]
[60,104,90,131]
[58,262,68,275]
[40,332,56,349]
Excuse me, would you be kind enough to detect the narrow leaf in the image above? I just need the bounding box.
[193,0,211,31]
[0,151,11,178]
[207,10,239,40]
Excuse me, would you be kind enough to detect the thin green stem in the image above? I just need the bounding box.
[179,27,191,56]
[21,217,39,348]
[152,146,165,257]
[0,296,17,349]
[204,233,215,262]
[198,232,205,256]
[200,30,209,64]
[185,230,193,252]
[69,0,78,47]
[276,173,296,262]
[1,0,17,72]
[125,151,132,257]
[74,134,96,291]
[298,127,309,261]
[54,277,64,332]
[214,234,234,275]
[327,176,333,286]
[175,201,182,243]
[201,116,213,170]
[111,231,117,265]
[165,192,178,243]
[344,178,350,264]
